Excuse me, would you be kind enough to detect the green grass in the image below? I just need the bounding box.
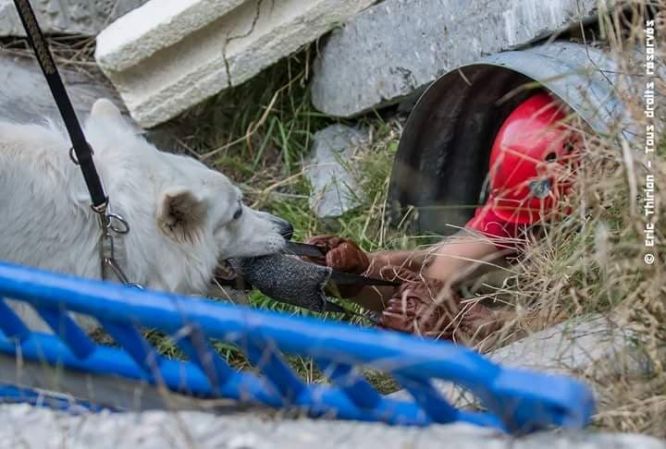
[177,48,331,181]
[173,46,411,317]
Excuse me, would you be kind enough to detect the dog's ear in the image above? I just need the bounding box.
[157,188,208,243]
[90,98,123,122]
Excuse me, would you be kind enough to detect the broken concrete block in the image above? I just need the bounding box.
[486,315,653,377]
[310,0,601,117]
[0,0,147,37]
[0,52,119,123]
[305,125,368,218]
[0,52,185,155]
[95,0,375,128]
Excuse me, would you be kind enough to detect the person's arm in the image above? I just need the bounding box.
[422,232,503,286]
[365,249,427,275]
[349,232,503,311]
[365,232,503,281]
[350,248,428,312]
[306,201,521,311]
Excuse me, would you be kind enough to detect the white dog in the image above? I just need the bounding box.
[0,98,290,296]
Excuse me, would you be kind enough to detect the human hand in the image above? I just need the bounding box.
[304,235,370,298]
[304,235,370,274]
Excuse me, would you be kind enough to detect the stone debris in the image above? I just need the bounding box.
[0,0,147,37]
[310,0,601,117]
[94,0,375,128]
[486,315,651,377]
[0,404,664,449]
[0,52,186,155]
[304,124,368,218]
[0,52,122,124]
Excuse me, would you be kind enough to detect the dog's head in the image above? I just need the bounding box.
[84,99,291,293]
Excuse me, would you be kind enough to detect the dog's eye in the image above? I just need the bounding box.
[233,207,243,220]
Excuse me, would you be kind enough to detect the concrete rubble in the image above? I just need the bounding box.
[305,124,368,218]
[0,52,120,124]
[94,0,375,128]
[0,404,664,449]
[0,52,184,152]
[0,0,147,37]
[310,0,602,117]
[485,315,651,377]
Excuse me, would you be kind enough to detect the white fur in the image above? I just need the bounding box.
[0,99,286,296]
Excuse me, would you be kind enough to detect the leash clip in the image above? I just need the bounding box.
[93,201,140,289]
[91,201,130,235]
[107,213,130,234]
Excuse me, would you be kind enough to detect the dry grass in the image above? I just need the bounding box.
[463,3,666,435]
[1,34,97,75]
[482,133,666,435]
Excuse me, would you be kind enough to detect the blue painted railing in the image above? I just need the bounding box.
[0,261,594,433]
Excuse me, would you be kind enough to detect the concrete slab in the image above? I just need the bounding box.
[0,52,119,124]
[310,0,602,117]
[0,51,184,154]
[95,0,375,127]
[392,315,656,408]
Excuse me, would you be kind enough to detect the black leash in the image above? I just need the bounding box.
[12,0,108,212]
[13,0,139,287]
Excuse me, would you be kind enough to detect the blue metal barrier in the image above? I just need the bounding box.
[0,261,595,433]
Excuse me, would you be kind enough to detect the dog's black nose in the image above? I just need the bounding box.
[271,217,294,240]
[280,221,294,240]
